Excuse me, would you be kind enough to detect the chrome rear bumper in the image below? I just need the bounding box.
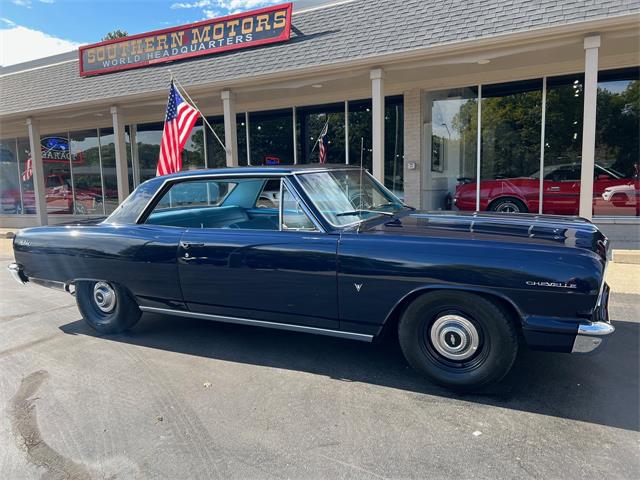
[8,263,28,285]
[572,282,614,353]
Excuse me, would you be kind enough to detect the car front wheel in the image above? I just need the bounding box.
[398,291,518,391]
[76,280,141,334]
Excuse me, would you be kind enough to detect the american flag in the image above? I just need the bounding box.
[318,122,328,164]
[22,157,32,181]
[157,81,200,176]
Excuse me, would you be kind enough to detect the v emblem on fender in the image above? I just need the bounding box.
[354,283,363,292]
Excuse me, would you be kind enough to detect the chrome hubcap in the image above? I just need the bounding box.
[430,314,480,361]
[93,282,116,313]
[496,202,520,213]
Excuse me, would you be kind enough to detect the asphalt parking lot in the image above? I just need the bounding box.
[0,255,638,480]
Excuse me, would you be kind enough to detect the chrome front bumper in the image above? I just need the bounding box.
[8,263,28,285]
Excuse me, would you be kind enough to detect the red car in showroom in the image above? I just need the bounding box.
[1,173,101,215]
[454,163,639,215]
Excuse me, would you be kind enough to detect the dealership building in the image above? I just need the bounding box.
[0,0,638,246]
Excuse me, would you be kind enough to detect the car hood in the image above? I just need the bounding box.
[360,210,609,261]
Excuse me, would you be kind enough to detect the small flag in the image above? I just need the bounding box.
[22,157,32,181]
[157,81,200,176]
[318,122,328,164]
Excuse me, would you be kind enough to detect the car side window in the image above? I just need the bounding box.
[145,178,279,231]
[256,179,281,209]
[281,183,318,232]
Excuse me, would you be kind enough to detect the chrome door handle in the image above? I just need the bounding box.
[180,242,205,249]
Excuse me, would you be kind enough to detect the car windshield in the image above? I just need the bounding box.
[296,169,406,227]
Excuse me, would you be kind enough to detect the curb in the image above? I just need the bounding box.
[612,250,640,265]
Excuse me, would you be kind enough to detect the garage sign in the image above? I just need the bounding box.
[79,3,292,77]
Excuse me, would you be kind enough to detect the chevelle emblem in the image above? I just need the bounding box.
[526,280,577,289]
[15,239,31,247]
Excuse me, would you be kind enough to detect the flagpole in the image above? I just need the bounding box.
[169,70,227,153]
[310,116,330,155]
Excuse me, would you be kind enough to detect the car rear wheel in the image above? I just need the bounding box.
[398,291,518,391]
[76,280,141,334]
[489,197,527,214]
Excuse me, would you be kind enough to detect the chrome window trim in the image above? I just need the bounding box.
[138,306,374,342]
[135,171,327,233]
[135,172,292,225]
[281,177,323,232]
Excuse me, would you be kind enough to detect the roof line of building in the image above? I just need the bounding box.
[1,9,637,120]
[0,0,357,76]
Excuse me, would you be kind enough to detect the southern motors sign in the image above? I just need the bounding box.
[79,3,292,76]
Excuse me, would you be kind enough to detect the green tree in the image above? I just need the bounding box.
[102,30,128,41]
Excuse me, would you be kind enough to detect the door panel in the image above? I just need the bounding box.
[128,225,186,309]
[178,229,339,329]
[543,180,579,215]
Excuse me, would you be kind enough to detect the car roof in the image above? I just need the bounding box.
[158,164,362,181]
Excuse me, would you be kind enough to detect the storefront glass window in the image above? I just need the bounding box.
[593,67,639,217]
[40,132,74,215]
[481,79,543,213]
[426,87,478,211]
[137,120,206,184]
[136,122,163,184]
[237,114,248,166]
[0,139,22,215]
[182,119,206,171]
[16,138,34,214]
[205,116,227,169]
[99,128,123,214]
[297,103,345,164]
[70,130,104,215]
[385,96,404,195]
[348,99,372,171]
[542,74,584,215]
[248,108,294,165]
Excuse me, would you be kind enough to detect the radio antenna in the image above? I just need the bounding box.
[356,137,365,233]
[359,136,364,210]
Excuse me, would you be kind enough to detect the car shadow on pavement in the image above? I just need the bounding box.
[60,313,639,433]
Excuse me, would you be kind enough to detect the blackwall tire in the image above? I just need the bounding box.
[489,197,528,214]
[76,281,141,334]
[398,291,518,392]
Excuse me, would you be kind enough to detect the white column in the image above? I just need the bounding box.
[579,35,600,220]
[371,68,385,182]
[26,118,47,226]
[110,106,130,203]
[403,89,422,208]
[130,124,140,186]
[221,90,238,167]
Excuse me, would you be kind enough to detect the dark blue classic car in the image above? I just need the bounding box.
[8,166,614,390]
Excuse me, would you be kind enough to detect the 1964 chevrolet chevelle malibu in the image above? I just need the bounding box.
[8,166,614,390]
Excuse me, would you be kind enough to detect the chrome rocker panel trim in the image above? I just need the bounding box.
[139,306,374,343]
[571,321,615,354]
